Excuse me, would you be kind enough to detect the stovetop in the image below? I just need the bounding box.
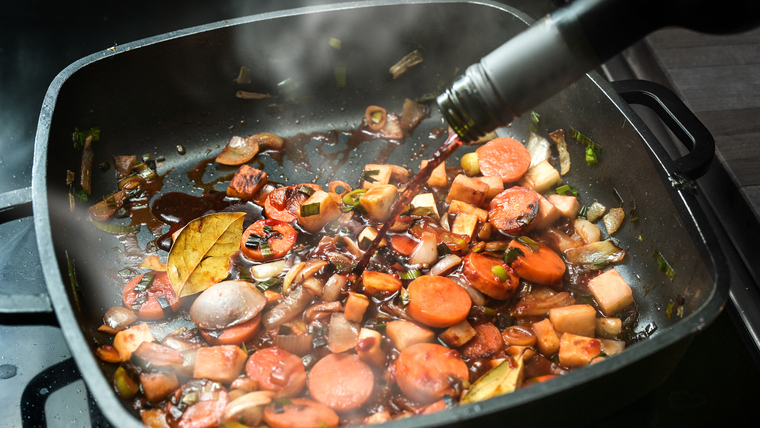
[2,1,759,427]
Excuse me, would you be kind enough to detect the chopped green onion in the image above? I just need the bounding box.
[113,367,139,399]
[555,184,578,197]
[361,170,380,183]
[342,189,367,206]
[262,225,275,234]
[297,185,315,196]
[629,198,639,222]
[133,163,157,181]
[653,250,676,281]
[578,205,589,218]
[436,242,451,256]
[373,322,387,333]
[133,273,155,293]
[259,243,274,259]
[503,247,524,264]
[256,277,283,293]
[156,295,173,318]
[329,37,341,50]
[613,188,625,206]
[569,126,602,166]
[398,269,422,280]
[470,305,496,317]
[529,111,540,134]
[665,300,674,321]
[334,62,347,89]
[299,202,321,217]
[400,287,411,306]
[245,234,264,249]
[494,313,515,330]
[516,236,540,252]
[491,265,508,282]
[72,127,101,150]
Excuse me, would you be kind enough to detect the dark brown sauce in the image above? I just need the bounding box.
[187,157,236,195]
[355,133,463,273]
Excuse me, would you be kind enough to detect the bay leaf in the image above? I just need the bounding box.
[167,212,245,298]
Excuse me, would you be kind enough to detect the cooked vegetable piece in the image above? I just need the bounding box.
[460,322,504,359]
[216,135,260,166]
[194,345,248,384]
[226,165,268,200]
[473,175,504,202]
[386,320,435,351]
[140,408,170,428]
[359,184,397,222]
[327,312,360,353]
[410,193,440,218]
[297,190,341,232]
[439,319,478,348]
[476,137,531,183]
[548,304,597,337]
[263,398,339,428]
[394,343,469,404]
[461,351,524,404]
[361,270,402,295]
[501,325,537,347]
[517,160,561,193]
[113,323,156,361]
[356,328,386,368]
[603,207,625,235]
[263,184,321,223]
[361,164,393,189]
[507,239,566,286]
[558,333,602,367]
[245,347,306,397]
[240,219,297,261]
[308,353,374,412]
[189,280,266,331]
[365,106,387,131]
[574,218,601,243]
[122,271,182,320]
[531,318,561,355]
[461,152,480,176]
[133,341,185,367]
[462,253,519,300]
[546,194,581,219]
[406,275,472,328]
[140,372,180,403]
[564,240,625,269]
[531,194,561,230]
[448,200,488,222]
[114,366,140,399]
[445,174,488,206]
[166,380,230,428]
[399,98,428,131]
[488,186,540,235]
[199,314,261,346]
[421,159,447,188]
[344,292,369,323]
[587,268,634,316]
[596,317,623,339]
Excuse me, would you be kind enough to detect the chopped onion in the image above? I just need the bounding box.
[586,201,607,223]
[304,301,342,323]
[132,342,185,367]
[251,259,287,281]
[603,207,625,235]
[221,391,274,425]
[408,231,438,267]
[302,276,325,296]
[549,129,571,176]
[189,280,266,330]
[429,254,462,276]
[216,135,260,166]
[327,312,360,353]
[273,334,314,356]
[526,132,552,168]
[103,306,138,331]
[321,274,348,302]
[564,240,625,270]
[513,291,575,316]
[262,286,315,330]
[452,277,487,306]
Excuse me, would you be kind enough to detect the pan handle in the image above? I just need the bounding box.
[0,186,54,314]
[611,79,715,180]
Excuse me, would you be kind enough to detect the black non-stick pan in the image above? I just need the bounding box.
[25,1,727,427]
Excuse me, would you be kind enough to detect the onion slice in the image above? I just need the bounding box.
[328,312,360,353]
[221,391,274,425]
[216,135,260,165]
[321,274,348,302]
[564,240,625,270]
[527,132,552,168]
[429,254,462,276]
[408,231,438,267]
[262,286,315,330]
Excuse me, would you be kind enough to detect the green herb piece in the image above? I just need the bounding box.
[653,250,676,281]
[373,322,387,333]
[259,243,274,259]
[529,111,540,134]
[555,184,578,197]
[133,273,156,293]
[491,265,508,282]
[629,198,639,222]
[329,37,341,50]
[343,189,367,207]
[113,367,139,399]
[470,305,496,317]
[503,247,524,264]
[334,62,347,89]
[72,127,101,150]
[436,242,451,256]
[400,287,411,306]
[578,205,589,218]
[300,202,321,217]
[133,163,157,181]
[399,269,422,280]
[256,277,283,293]
[361,169,380,183]
[665,300,674,321]
[245,234,264,249]
[494,313,515,330]
[297,185,315,196]
[569,127,602,166]
[516,236,539,252]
